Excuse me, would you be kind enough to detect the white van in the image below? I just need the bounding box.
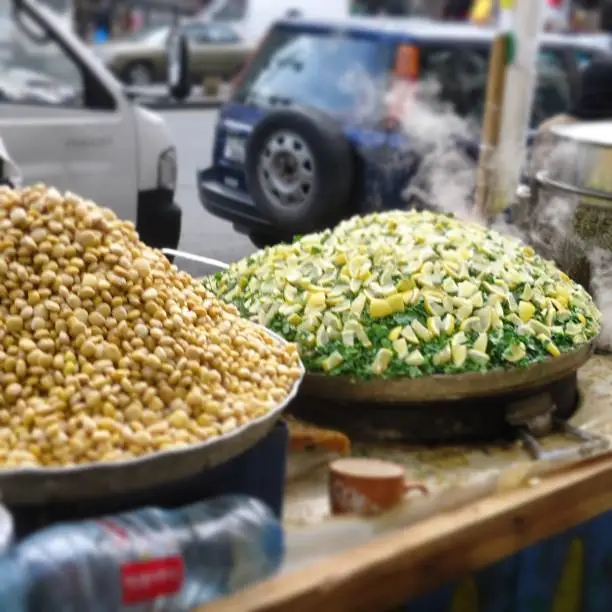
[0,134,21,186]
[197,0,352,44]
[0,0,182,252]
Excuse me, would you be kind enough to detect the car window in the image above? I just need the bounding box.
[123,26,170,45]
[418,44,488,119]
[40,0,71,13]
[0,10,83,107]
[532,48,571,126]
[185,23,240,44]
[418,43,571,128]
[205,0,247,21]
[233,25,394,122]
[574,49,596,69]
[182,24,205,43]
[0,16,10,65]
[209,23,240,42]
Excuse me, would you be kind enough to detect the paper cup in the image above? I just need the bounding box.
[329,457,427,516]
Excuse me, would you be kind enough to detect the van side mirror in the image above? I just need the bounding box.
[12,0,50,44]
[167,29,192,102]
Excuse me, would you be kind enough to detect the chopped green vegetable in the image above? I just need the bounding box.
[203,211,602,379]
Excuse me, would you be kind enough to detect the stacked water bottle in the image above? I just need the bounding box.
[0,496,283,611]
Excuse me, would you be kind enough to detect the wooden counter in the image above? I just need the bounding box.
[202,453,612,612]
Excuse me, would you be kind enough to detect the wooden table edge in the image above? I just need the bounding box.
[200,452,612,612]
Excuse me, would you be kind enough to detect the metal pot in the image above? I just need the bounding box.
[515,120,612,291]
[549,120,612,201]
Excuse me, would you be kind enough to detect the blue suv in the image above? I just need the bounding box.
[198,17,609,248]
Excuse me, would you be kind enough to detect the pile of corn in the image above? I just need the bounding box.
[205,210,601,379]
[0,185,302,468]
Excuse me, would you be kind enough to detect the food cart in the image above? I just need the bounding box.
[190,348,612,611]
[3,187,612,611]
[203,453,612,611]
[2,156,612,609]
[4,15,612,607]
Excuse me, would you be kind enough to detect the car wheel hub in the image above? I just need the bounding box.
[129,65,151,86]
[259,131,314,208]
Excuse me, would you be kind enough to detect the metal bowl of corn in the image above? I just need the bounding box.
[204,210,601,403]
[0,185,305,504]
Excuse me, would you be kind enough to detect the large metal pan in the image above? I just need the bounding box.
[178,250,595,404]
[300,341,595,404]
[289,342,597,447]
[0,328,304,506]
[184,250,599,445]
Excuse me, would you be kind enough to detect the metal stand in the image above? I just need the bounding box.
[505,391,608,461]
[518,422,608,462]
[162,248,229,270]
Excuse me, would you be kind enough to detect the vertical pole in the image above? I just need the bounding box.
[490,0,544,216]
[473,34,508,217]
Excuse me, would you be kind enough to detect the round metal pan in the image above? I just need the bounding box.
[0,328,304,506]
[300,341,595,404]
[289,373,579,444]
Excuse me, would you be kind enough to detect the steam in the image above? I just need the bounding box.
[385,78,583,241]
[339,67,612,350]
[587,249,612,352]
[387,79,481,222]
[309,43,612,350]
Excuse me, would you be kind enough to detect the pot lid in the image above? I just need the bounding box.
[551,120,612,147]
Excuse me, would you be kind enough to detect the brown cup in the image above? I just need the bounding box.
[328,457,428,516]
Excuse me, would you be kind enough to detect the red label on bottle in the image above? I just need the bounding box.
[121,556,185,605]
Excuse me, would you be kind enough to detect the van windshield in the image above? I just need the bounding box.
[202,0,247,20]
[0,0,81,105]
[232,25,393,122]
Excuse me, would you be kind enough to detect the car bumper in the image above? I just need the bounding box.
[136,188,182,251]
[197,167,273,233]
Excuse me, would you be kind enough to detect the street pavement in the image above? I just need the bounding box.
[162,109,256,277]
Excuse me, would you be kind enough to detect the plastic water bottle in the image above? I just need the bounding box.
[0,503,13,554]
[0,495,284,612]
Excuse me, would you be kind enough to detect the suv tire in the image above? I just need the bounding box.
[123,61,155,86]
[245,107,354,234]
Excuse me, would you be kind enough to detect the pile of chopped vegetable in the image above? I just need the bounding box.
[204,211,602,379]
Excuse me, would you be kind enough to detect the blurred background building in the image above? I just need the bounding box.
[72,0,205,40]
[32,0,612,41]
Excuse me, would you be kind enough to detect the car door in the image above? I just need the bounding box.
[185,22,245,81]
[200,23,248,76]
[0,4,139,219]
[181,23,207,81]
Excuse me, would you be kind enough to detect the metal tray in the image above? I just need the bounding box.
[174,249,596,405]
[0,328,304,506]
[300,341,595,404]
